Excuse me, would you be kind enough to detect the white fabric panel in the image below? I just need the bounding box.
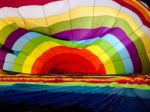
[44,0,69,17]
[95,0,120,10]
[69,0,94,8]
[0,7,21,18]
[140,25,150,38]
[0,0,146,29]
[18,6,45,18]
[119,7,143,27]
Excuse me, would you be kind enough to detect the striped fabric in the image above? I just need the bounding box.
[0,0,150,75]
[0,75,150,112]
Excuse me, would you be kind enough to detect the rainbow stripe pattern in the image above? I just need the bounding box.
[0,75,150,112]
[0,0,150,75]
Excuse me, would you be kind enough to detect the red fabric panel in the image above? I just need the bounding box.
[0,0,60,8]
[32,46,106,74]
[41,53,96,74]
[113,0,150,27]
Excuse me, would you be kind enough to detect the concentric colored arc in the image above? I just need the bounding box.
[0,0,149,75]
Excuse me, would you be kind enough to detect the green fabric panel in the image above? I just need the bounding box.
[0,82,150,90]
[128,31,149,72]
[139,54,150,73]
[31,27,50,35]
[13,36,50,71]
[0,24,18,45]
[30,16,148,65]
[94,40,125,73]
[31,16,138,35]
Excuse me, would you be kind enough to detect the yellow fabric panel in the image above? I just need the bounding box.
[0,18,24,28]
[136,28,150,61]
[0,20,8,30]
[1,6,141,31]
[86,45,116,74]
[22,42,60,73]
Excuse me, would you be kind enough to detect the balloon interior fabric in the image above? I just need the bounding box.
[0,75,150,112]
[0,0,150,75]
[0,1,150,112]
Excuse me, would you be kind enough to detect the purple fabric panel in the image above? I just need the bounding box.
[52,27,109,40]
[53,27,142,73]
[0,28,28,69]
[109,28,142,73]
[0,27,142,73]
[0,49,7,68]
[4,28,28,48]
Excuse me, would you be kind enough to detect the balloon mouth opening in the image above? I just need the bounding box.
[48,63,85,74]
